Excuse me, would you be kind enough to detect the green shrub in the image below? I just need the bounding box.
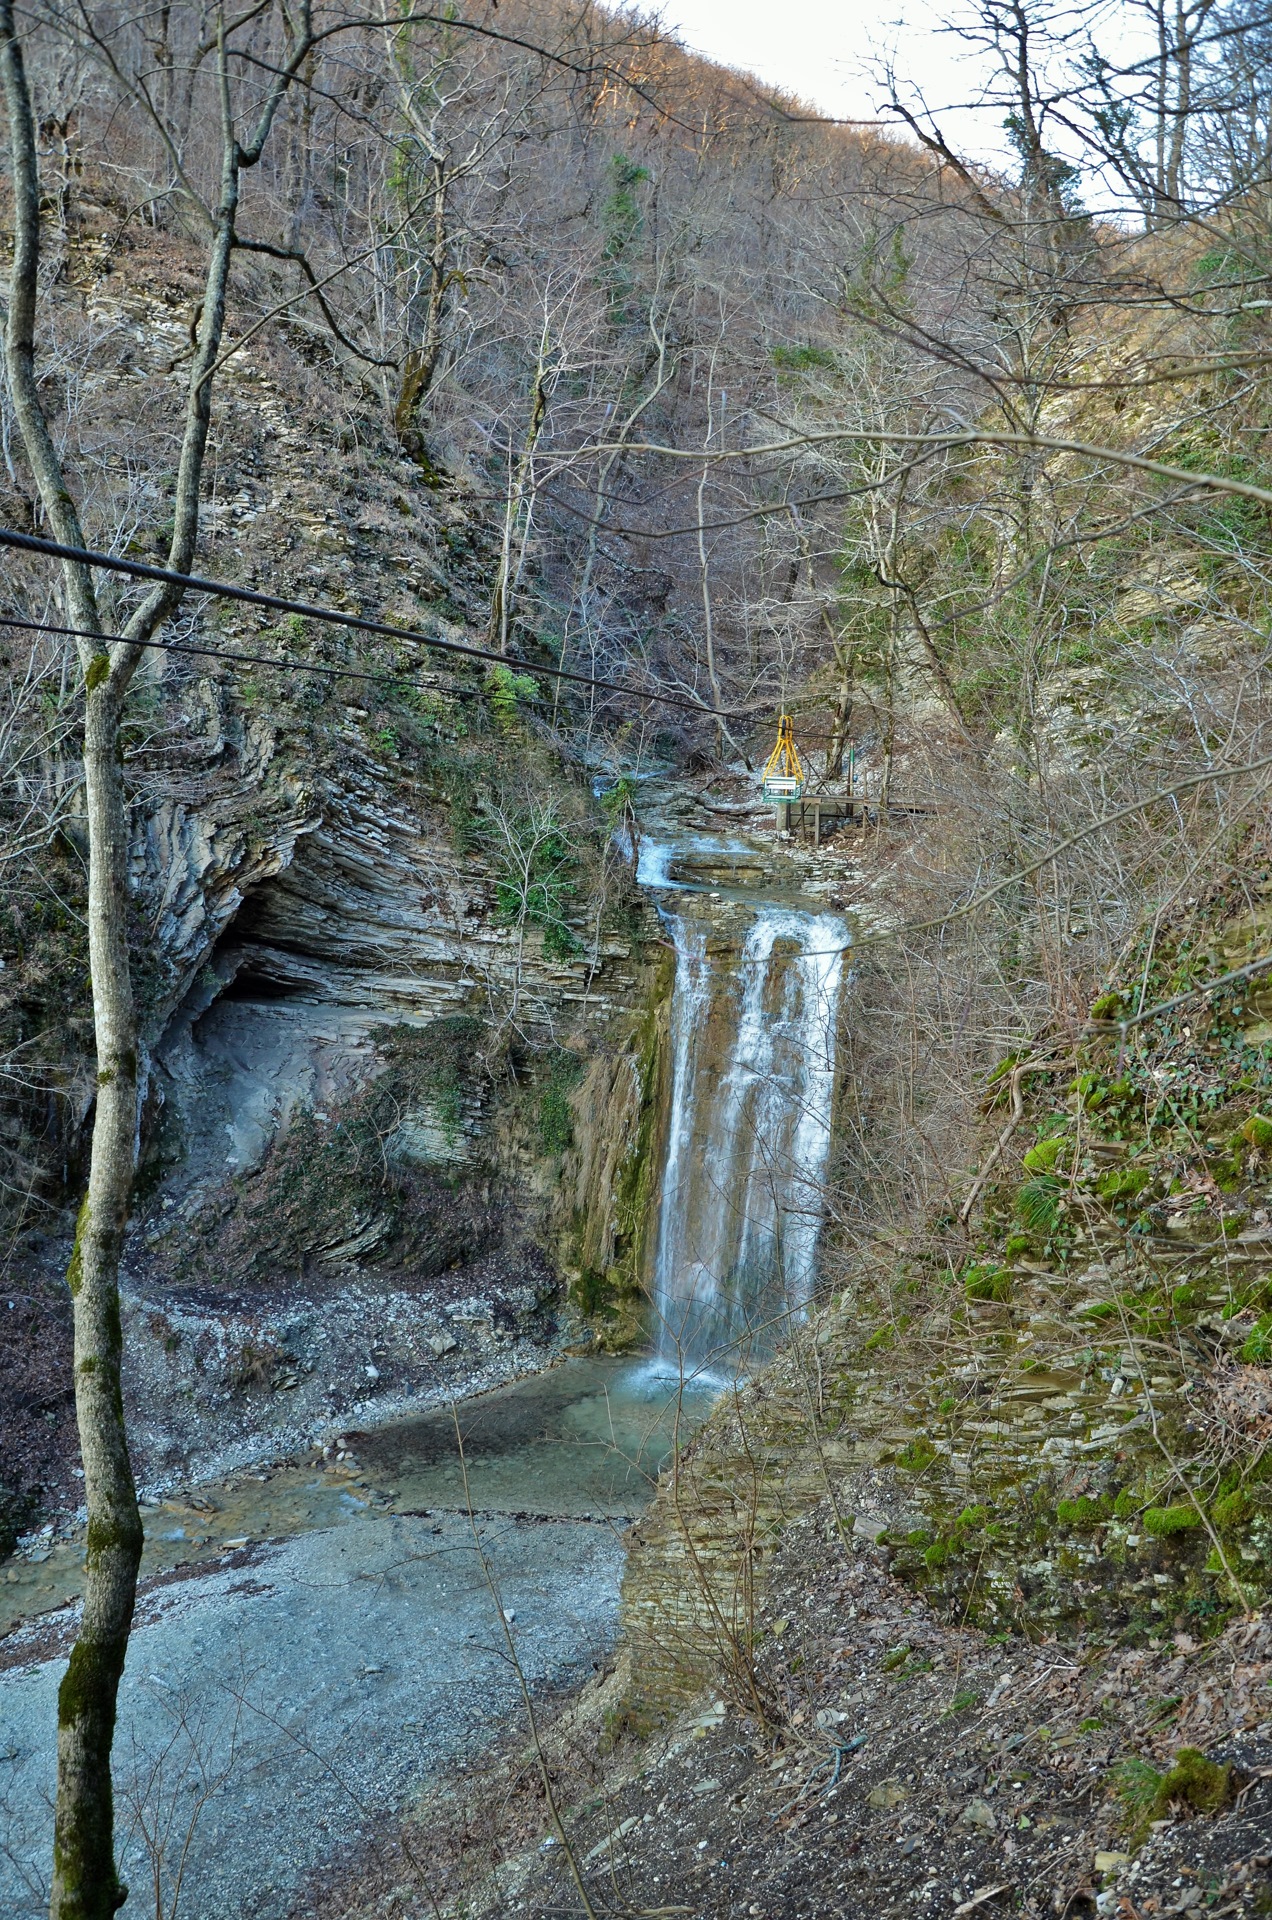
[1111,1755,1163,1834]
[486,664,540,731]
[771,343,836,372]
[601,154,649,259]
[488,805,582,958]
[1015,1175,1062,1235]
[538,1050,583,1154]
[1241,1315,1272,1363]
[538,1084,574,1154]
[1075,1073,1141,1132]
[1143,1504,1203,1536]
[599,774,636,824]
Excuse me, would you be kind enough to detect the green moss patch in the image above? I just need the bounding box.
[1212,1489,1251,1529]
[1096,1165,1150,1203]
[1022,1136,1064,1173]
[964,1263,1012,1302]
[1116,1747,1236,1844]
[1142,1504,1203,1537]
[1057,1495,1108,1529]
[1241,1112,1272,1151]
[1154,1747,1234,1817]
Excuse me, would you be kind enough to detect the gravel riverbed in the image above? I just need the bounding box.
[0,1357,714,1916]
[0,1507,626,1916]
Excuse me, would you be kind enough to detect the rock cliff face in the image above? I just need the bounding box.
[1,274,673,1506]
[114,710,667,1483]
[139,718,647,1210]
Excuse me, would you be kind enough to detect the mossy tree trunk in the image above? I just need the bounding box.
[825,636,855,781]
[53,701,146,1914]
[0,5,315,1911]
[395,149,450,457]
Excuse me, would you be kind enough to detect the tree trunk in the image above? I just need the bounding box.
[51,671,145,1920]
[2,5,314,1909]
[1,20,145,1913]
[825,637,855,780]
[395,151,448,456]
[490,354,550,653]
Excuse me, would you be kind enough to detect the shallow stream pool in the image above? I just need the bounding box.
[0,1358,718,1918]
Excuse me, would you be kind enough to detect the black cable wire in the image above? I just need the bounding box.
[0,609,507,709]
[0,523,744,721]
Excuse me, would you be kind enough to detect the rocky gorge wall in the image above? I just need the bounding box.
[112,717,671,1486]
[0,232,677,1524]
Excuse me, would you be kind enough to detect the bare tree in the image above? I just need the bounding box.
[1,3,316,1910]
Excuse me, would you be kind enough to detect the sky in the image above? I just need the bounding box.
[662,0,1000,137]
[659,0,1150,181]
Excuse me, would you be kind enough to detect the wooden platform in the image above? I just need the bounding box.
[775,795,934,844]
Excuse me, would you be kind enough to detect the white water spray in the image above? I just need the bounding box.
[650,900,847,1370]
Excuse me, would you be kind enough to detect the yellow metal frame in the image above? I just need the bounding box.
[761,714,805,799]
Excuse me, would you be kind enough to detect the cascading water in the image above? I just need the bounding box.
[647,855,848,1371]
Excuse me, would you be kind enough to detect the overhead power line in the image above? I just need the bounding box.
[0,524,738,721]
[0,609,494,708]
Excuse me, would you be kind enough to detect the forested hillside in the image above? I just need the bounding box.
[7,0,1272,1914]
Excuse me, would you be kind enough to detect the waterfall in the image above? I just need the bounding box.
[651,901,847,1372]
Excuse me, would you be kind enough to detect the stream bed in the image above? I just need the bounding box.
[0,1358,717,1918]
